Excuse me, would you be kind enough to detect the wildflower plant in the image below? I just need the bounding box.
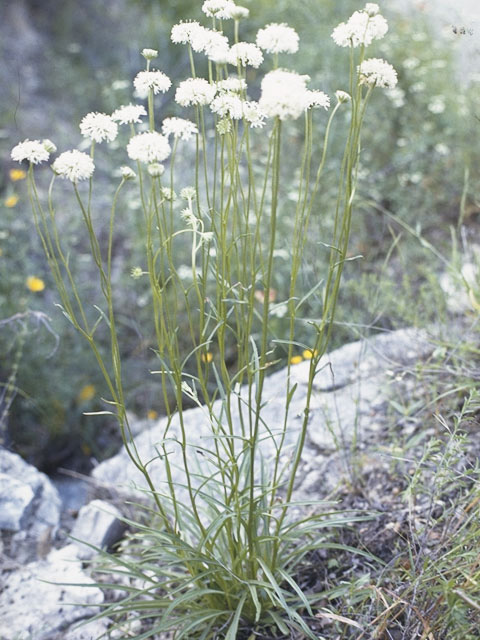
[13,2,397,637]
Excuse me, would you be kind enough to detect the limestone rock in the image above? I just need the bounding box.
[92,328,433,503]
[70,499,125,560]
[0,544,104,640]
[0,473,35,531]
[0,448,62,562]
[63,618,111,640]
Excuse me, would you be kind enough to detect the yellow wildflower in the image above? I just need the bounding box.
[77,384,96,403]
[26,276,45,292]
[201,352,213,363]
[5,195,19,208]
[290,355,303,365]
[147,409,158,420]
[9,169,27,182]
[302,349,319,359]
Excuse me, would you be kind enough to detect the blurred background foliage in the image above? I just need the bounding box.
[1,0,479,471]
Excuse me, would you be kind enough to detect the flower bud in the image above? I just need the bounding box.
[42,139,57,153]
[147,163,165,177]
[335,90,351,103]
[141,48,158,60]
[121,166,136,180]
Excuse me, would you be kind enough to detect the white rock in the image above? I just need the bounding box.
[0,448,62,561]
[0,473,35,531]
[70,499,125,560]
[64,617,111,640]
[92,328,432,502]
[0,544,104,640]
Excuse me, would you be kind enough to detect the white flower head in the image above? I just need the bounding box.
[259,69,314,120]
[147,163,165,177]
[171,21,204,44]
[201,231,214,244]
[175,78,216,106]
[141,48,158,60]
[227,42,263,68]
[242,101,266,128]
[161,187,177,201]
[120,166,136,180]
[305,90,330,110]
[180,186,197,200]
[256,23,299,54]
[181,207,198,227]
[11,139,50,165]
[216,77,247,93]
[358,57,398,88]
[162,117,198,141]
[332,10,388,47]
[52,150,95,182]
[112,104,147,125]
[210,93,244,119]
[202,0,237,19]
[42,139,57,154]
[335,90,351,103]
[182,26,230,61]
[127,131,171,163]
[134,70,171,98]
[364,3,380,16]
[199,29,230,62]
[131,266,143,279]
[80,112,118,143]
[206,40,231,64]
[230,5,249,19]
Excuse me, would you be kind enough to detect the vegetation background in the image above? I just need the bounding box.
[1,0,479,474]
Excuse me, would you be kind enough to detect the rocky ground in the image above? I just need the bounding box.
[1,326,449,639]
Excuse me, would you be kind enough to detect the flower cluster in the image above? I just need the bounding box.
[201,0,238,19]
[134,70,172,98]
[11,139,51,165]
[171,21,230,62]
[127,131,171,164]
[210,94,266,127]
[52,150,95,182]
[11,3,397,198]
[256,23,299,54]
[175,78,217,106]
[171,21,203,44]
[227,42,263,68]
[216,77,247,93]
[80,112,118,143]
[358,58,398,88]
[332,4,388,47]
[305,90,330,110]
[259,69,329,120]
[162,117,198,141]
[112,104,147,125]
